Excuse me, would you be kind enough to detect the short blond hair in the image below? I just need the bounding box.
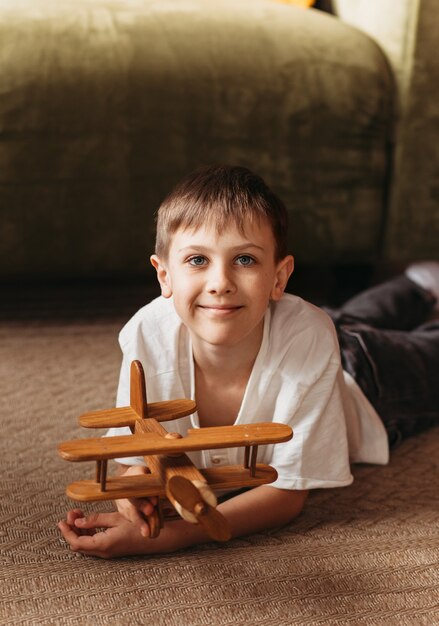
[155,165,289,260]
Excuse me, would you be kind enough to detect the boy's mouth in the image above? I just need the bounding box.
[198,304,243,315]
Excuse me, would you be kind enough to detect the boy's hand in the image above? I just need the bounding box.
[57,509,204,558]
[58,509,155,558]
[57,486,308,559]
[114,465,159,537]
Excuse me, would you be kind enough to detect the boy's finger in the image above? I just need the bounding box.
[73,512,120,530]
[66,509,85,525]
[128,497,155,516]
[58,521,103,555]
[58,520,85,543]
[58,520,77,538]
[74,511,151,540]
[124,507,151,537]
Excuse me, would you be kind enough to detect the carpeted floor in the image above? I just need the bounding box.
[1,288,438,625]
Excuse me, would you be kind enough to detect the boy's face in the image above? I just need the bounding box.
[151,219,294,351]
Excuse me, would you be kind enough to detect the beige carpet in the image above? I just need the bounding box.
[1,308,439,625]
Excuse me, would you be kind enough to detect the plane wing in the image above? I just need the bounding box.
[65,464,278,501]
[58,422,292,462]
[78,398,197,429]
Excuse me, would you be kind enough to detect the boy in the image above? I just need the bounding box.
[58,166,439,558]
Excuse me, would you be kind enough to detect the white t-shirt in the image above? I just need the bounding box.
[107,294,389,491]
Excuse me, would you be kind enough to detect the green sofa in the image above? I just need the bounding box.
[1,0,396,282]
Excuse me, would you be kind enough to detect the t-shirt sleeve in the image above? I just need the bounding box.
[268,362,353,490]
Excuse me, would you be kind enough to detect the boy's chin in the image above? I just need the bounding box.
[190,323,264,351]
[194,332,241,348]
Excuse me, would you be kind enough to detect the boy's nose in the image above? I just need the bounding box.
[206,265,235,295]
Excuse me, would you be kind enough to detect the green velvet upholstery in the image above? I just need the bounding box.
[0,0,395,280]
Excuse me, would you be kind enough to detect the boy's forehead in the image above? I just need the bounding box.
[169,218,276,250]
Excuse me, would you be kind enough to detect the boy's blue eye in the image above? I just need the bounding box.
[235,255,255,266]
[188,256,207,266]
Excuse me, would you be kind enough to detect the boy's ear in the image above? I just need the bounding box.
[271,255,294,301]
[150,255,173,298]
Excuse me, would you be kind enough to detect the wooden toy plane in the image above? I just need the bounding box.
[58,360,293,542]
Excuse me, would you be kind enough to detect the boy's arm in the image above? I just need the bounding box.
[58,486,308,559]
[219,485,308,537]
[171,485,308,549]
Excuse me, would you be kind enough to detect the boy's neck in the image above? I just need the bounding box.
[191,323,264,427]
[190,320,264,381]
